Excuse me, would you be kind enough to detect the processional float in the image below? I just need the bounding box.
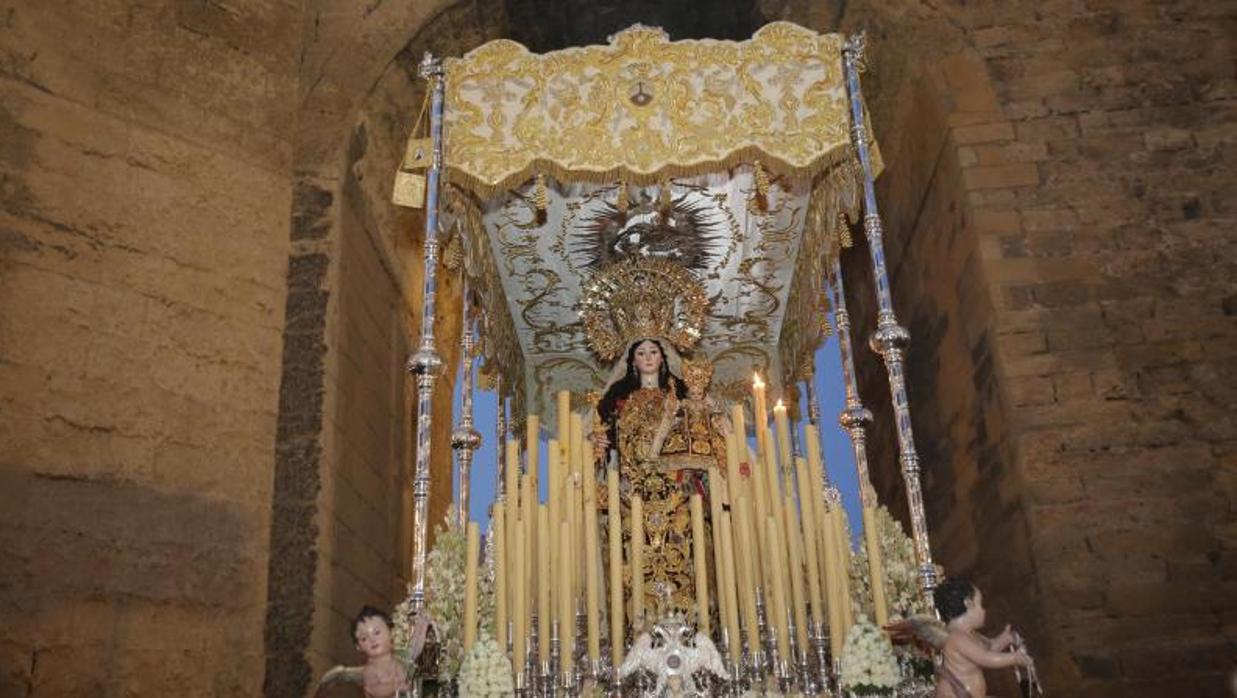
[393,23,943,697]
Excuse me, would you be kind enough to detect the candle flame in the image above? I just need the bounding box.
[752,373,765,389]
[774,399,785,410]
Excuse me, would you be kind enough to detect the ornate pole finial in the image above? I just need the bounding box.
[841,32,867,73]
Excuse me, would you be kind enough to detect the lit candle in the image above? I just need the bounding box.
[772,400,793,486]
[751,375,772,508]
[631,495,644,628]
[463,521,480,653]
[690,494,710,635]
[607,468,624,668]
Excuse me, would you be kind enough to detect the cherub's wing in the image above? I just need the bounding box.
[690,634,728,678]
[316,665,363,690]
[885,614,948,651]
[619,633,653,679]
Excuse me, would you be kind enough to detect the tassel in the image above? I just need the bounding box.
[533,174,549,225]
[534,174,549,212]
[658,177,673,222]
[616,178,629,214]
[838,212,854,248]
[754,161,770,198]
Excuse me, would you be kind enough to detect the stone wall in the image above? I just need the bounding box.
[827,1,1237,696]
[0,1,298,694]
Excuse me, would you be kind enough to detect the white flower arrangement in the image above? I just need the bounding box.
[391,592,418,667]
[839,616,901,696]
[457,631,515,696]
[424,516,469,682]
[849,506,932,622]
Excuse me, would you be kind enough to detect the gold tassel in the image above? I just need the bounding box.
[838,212,854,248]
[659,177,672,211]
[616,178,629,214]
[534,174,549,212]
[754,161,770,198]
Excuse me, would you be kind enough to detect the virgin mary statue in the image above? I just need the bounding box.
[580,256,713,621]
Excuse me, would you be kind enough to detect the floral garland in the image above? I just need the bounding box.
[457,631,515,696]
[849,505,932,622]
[839,616,901,696]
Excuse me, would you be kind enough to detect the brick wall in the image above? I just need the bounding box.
[827,2,1237,696]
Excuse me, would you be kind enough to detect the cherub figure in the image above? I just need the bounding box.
[317,606,427,698]
[933,577,1033,698]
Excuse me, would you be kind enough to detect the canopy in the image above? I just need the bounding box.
[436,22,882,422]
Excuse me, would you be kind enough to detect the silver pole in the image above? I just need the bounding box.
[452,282,482,527]
[842,33,937,593]
[406,52,446,613]
[826,260,876,509]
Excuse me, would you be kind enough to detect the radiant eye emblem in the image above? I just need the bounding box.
[629,80,654,107]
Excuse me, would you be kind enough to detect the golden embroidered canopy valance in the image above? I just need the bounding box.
[443,22,879,198]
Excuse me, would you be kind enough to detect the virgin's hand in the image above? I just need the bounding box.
[591,431,610,459]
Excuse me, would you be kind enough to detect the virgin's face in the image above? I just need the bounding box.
[632,341,663,377]
[354,617,393,658]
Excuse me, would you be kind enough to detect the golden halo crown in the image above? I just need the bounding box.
[681,356,714,391]
[578,257,709,362]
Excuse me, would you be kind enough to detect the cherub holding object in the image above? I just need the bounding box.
[317,605,428,698]
[933,577,1033,698]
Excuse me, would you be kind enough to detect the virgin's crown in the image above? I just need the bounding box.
[579,257,709,362]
